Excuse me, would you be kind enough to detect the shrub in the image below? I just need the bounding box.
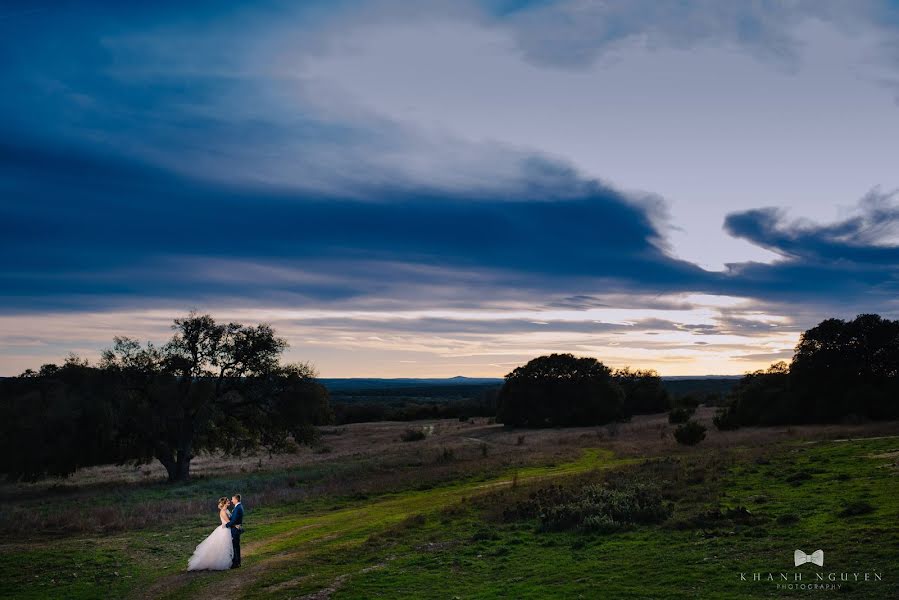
[471,527,500,541]
[776,513,800,525]
[713,408,740,430]
[400,428,426,442]
[838,501,874,517]
[437,446,454,463]
[673,420,706,446]
[668,406,694,424]
[504,482,669,532]
[605,421,619,438]
[785,471,811,485]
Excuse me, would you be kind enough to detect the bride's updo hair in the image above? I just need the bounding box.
[217,497,229,509]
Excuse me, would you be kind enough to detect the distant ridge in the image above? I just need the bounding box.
[319,375,741,393]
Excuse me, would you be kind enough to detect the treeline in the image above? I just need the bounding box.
[497,354,668,427]
[329,382,499,424]
[494,314,899,431]
[332,388,499,424]
[0,313,331,482]
[716,314,899,429]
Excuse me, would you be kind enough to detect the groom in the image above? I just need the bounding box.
[225,494,244,568]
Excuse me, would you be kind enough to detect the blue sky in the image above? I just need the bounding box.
[1,0,898,376]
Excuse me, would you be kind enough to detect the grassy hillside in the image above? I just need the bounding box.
[2,413,897,599]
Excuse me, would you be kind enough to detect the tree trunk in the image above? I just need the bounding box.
[174,448,192,481]
[156,440,193,482]
[156,447,178,482]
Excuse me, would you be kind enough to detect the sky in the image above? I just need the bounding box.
[2,0,899,377]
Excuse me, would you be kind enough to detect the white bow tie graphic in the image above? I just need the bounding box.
[794,549,824,567]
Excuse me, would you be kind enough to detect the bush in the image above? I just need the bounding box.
[838,501,874,517]
[668,406,694,424]
[504,482,669,532]
[400,428,426,442]
[776,513,800,525]
[673,420,706,446]
[713,408,740,431]
[784,471,811,485]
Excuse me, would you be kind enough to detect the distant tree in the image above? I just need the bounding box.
[0,356,121,481]
[715,313,899,429]
[0,313,332,482]
[672,394,700,409]
[792,314,899,421]
[613,368,670,415]
[496,354,625,427]
[714,361,794,428]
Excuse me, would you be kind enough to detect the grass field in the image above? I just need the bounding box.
[2,410,898,599]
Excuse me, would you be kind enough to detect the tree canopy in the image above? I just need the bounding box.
[613,367,669,416]
[0,313,332,482]
[715,314,899,428]
[497,354,625,427]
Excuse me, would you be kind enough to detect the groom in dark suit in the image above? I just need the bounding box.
[225,494,244,568]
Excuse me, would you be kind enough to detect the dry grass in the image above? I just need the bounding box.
[3,409,898,538]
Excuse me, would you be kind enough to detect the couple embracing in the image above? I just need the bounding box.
[187,493,245,571]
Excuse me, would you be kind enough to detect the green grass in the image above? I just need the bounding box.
[2,440,898,599]
[323,438,899,599]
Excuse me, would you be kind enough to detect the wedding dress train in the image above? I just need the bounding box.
[188,511,234,571]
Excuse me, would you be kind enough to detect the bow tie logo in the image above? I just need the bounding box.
[794,549,824,567]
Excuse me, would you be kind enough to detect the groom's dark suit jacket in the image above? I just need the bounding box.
[226,503,244,538]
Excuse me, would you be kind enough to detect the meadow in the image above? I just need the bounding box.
[2,408,898,599]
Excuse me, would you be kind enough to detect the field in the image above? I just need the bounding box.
[2,408,898,599]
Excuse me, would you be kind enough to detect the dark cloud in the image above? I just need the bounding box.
[721,193,899,306]
[3,132,899,316]
[1,0,898,325]
[723,190,899,263]
[0,136,708,312]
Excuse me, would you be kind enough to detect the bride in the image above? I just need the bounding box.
[187,497,234,571]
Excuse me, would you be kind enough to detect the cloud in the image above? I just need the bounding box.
[720,191,899,307]
[3,128,898,320]
[732,349,795,362]
[494,0,896,69]
[3,0,899,376]
[0,134,710,312]
[724,189,899,262]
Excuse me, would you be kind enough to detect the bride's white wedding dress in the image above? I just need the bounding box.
[187,508,234,571]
